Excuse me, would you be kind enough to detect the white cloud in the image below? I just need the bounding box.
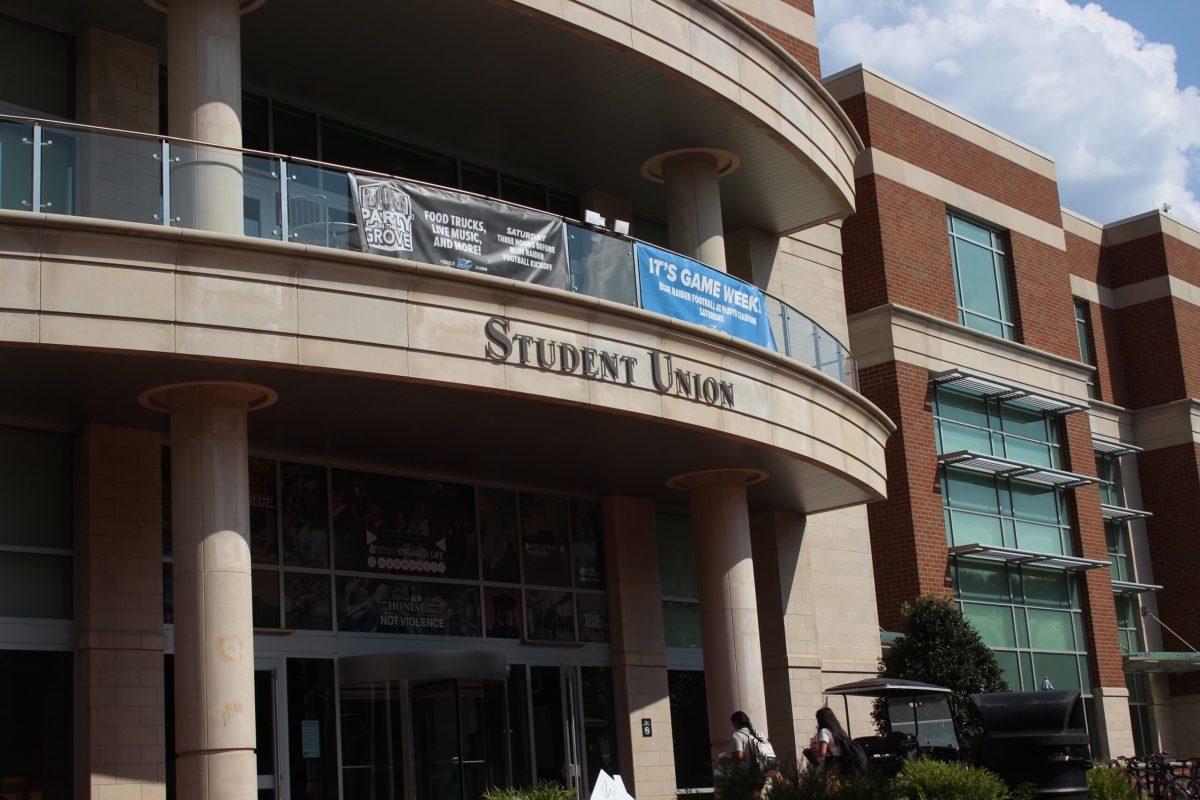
[816,0,1200,228]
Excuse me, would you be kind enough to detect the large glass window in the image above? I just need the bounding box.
[1105,522,1133,584]
[1126,673,1155,756]
[1095,453,1125,507]
[0,425,73,619]
[163,455,607,644]
[934,387,1061,467]
[1074,299,1098,399]
[656,511,702,648]
[1114,593,1143,655]
[954,563,1090,694]
[0,15,72,118]
[948,212,1015,339]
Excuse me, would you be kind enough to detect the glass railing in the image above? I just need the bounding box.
[0,115,858,388]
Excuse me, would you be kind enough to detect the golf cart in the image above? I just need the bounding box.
[824,678,963,776]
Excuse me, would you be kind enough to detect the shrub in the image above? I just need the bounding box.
[878,595,1009,743]
[482,781,575,800]
[1087,765,1140,800]
[714,762,765,800]
[765,766,891,800]
[891,758,1011,800]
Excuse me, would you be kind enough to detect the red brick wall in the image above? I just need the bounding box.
[1103,232,1200,289]
[858,360,952,631]
[741,12,820,78]
[1062,414,1126,689]
[1115,297,1186,409]
[1137,444,1200,695]
[1065,230,1128,405]
[847,95,1062,226]
[1007,232,1081,361]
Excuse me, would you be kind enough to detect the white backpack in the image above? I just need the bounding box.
[749,731,779,772]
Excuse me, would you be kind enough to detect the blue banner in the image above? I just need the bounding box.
[635,242,776,351]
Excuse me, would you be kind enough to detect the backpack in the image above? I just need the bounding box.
[839,736,869,776]
[748,731,779,772]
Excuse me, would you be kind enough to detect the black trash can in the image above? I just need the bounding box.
[969,690,1092,799]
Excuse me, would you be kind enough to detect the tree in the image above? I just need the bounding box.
[877,595,1009,743]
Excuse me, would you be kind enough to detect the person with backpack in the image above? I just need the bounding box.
[728,710,780,795]
[808,707,869,776]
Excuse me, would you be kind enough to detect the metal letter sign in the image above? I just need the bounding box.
[641,718,652,737]
[350,174,570,289]
[635,242,776,351]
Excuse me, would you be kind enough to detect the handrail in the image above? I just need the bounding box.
[0,113,858,388]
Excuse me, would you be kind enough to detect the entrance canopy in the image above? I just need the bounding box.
[1123,652,1200,674]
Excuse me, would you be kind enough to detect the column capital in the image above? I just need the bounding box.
[641,147,740,183]
[667,468,767,491]
[138,381,277,413]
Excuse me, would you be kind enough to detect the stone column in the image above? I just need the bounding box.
[140,381,276,800]
[76,424,168,800]
[603,496,678,800]
[642,148,738,271]
[166,0,245,233]
[670,469,768,763]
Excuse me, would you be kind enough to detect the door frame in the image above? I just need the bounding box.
[255,654,291,800]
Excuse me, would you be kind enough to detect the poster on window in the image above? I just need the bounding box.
[520,494,571,587]
[336,576,481,636]
[249,457,279,564]
[484,587,524,640]
[576,593,609,643]
[479,487,520,583]
[571,501,605,590]
[282,462,329,568]
[348,174,570,289]
[526,589,575,642]
[331,469,478,580]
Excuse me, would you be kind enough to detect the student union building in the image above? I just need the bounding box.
[0,1,1196,799]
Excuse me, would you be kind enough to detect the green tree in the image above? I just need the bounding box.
[878,595,1009,743]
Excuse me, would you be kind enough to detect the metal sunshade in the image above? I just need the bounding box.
[949,543,1110,572]
[930,369,1088,415]
[939,451,1100,489]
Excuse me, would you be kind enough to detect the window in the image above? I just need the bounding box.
[1095,452,1125,507]
[668,670,713,791]
[953,562,1091,695]
[934,388,1072,555]
[163,454,607,643]
[948,212,1015,339]
[0,15,73,118]
[1074,299,1098,399]
[1105,522,1133,584]
[656,511,702,648]
[1114,593,1142,655]
[0,425,73,619]
[0,650,72,799]
[1126,673,1155,755]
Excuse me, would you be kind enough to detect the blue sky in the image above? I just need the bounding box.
[816,0,1200,227]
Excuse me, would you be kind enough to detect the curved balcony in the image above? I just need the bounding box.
[0,115,891,513]
[0,115,857,386]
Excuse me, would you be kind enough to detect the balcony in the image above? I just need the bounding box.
[0,115,856,387]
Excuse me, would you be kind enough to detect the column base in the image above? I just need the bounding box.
[176,750,258,800]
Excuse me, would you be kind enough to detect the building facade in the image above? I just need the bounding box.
[1,3,1197,800]
[828,65,1200,761]
[0,2,892,800]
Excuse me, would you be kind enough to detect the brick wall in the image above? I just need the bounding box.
[1007,232,1081,360]
[1115,298,1186,409]
[75,424,166,800]
[1137,444,1200,695]
[1061,414,1125,689]
[857,360,951,631]
[741,13,820,78]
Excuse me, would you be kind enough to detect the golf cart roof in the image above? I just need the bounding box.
[825,678,952,697]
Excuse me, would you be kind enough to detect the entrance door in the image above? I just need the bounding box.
[411,680,507,800]
[254,657,289,800]
[529,666,587,798]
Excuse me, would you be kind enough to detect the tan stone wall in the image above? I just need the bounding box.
[604,496,677,800]
[75,424,166,800]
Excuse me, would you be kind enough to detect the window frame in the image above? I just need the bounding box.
[947,211,1016,340]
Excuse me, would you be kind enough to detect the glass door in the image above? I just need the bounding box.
[411,680,508,800]
[254,657,289,800]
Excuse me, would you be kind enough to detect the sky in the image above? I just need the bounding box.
[815,0,1200,228]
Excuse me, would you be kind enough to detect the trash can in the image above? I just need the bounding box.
[969,690,1092,799]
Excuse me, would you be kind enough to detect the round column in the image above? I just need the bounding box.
[141,382,276,800]
[642,148,739,271]
[669,468,769,764]
[165,0,247,234]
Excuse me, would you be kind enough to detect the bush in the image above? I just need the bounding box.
[878,595,1009,743]
[483,781,575,800]
[891,758,1011,800]
[765,766,890,800]
[1087,765,1140,800]
[715,762,765,800]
